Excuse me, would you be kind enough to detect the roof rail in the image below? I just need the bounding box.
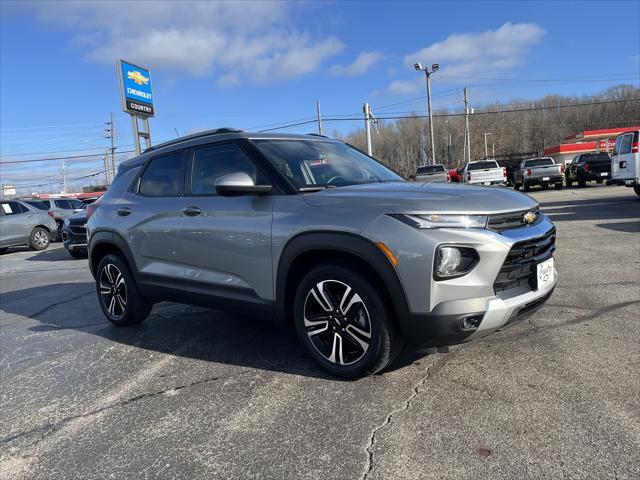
[143,128,244,153]
[307,133,329,138]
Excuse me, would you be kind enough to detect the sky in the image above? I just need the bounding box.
[1,0,639,193]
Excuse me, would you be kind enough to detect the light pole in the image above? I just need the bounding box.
[414,62,438,164]
[484,132,492,158]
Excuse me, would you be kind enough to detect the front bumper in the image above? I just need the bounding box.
[62,224,87,250]
[402,272,557,350]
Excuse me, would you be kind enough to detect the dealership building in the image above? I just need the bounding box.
[543,126,640,165]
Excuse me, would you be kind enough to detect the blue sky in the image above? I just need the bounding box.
[1,0,639,193]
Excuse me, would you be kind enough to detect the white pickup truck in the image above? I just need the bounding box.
[462,160,506,186]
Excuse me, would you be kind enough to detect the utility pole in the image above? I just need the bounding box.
[60,162,67,194]
[363,102,372,156]
[413,62,439,164]
[103,149,112,184]
[316,100,323,135]
[484,132,492,158]
[105,113,116,182]
[463,87,472,164]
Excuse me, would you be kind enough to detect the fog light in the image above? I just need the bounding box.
[434,246,478,280]
[461,315,483,330]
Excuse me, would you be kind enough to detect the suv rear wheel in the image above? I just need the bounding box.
[96,253,152,326]
[294,263,402,378]
[29,227,50,251]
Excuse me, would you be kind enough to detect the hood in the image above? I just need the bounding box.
[68,210,88,223]
[302,182,538,214]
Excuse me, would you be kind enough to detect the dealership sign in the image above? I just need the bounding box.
[118,60,154,117]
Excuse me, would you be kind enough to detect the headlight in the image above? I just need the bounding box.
[434,246,478,280]
[391,213,488,229]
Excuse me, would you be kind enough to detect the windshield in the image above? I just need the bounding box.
[254,139,403,190]
[417,165,445,174]
[525,158,555,167]
[67,199,84,209]
[468,161,499,171]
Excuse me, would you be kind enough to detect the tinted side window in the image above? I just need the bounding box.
[24,200,48,210]
[41,200,51,208]
[139,151,185,196]
[1,202,24,215]
[55,200,71,209]
[190,143,261,195]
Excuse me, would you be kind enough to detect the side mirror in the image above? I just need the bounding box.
[214,172,272,196]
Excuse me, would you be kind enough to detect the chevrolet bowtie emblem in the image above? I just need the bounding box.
[523,211,537,224]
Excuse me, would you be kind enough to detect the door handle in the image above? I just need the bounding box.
[117,207,132,216]
[182,206,202,217]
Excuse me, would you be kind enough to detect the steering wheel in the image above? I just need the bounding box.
[326,175,347,185]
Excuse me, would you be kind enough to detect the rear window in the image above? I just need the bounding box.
[525,158,555,167]
[54,199,71,209]
[584,153,611,163]
[40,200,51,208]
[468,161,498,171]
[24,200,48,210]
[417,165,445,174]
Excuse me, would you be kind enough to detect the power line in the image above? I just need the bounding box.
[0,150,136,165]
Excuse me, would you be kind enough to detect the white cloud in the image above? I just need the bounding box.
[404,22,545,79]
[378,22,545,97]
[329,51,384,77]
[29,1,344,84]
[386,79,421,96]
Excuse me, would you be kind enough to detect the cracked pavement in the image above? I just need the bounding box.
[1,185,639,479]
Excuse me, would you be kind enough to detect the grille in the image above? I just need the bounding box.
[69,225,87,235]
[494,227,556,293]
[487,208,540,232]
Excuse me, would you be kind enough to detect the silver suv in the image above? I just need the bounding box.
[0,200,57,253]
[88,129,557,378]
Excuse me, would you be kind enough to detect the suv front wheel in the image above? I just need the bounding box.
[294,263,402,378]
[96,253,152,326]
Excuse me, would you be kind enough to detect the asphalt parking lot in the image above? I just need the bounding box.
[1,185,639,480]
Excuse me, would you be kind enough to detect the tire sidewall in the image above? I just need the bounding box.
[96,253,142,325]
[293,263,391,378]
[30,227,50,251]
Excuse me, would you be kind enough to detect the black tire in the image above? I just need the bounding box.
[566,176,573,187]
[96,253,152,326]
[29,227,50,251]
[555,183,563,190]
[542,183,549,190]
[634,185,640,197]
[513,182,519,191]
[68,248,87,259]
[523,181,530,192]
[0,247,8,255]
[294,262,402,379]
[578,175,586,188]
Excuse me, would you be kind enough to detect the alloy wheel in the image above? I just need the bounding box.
[99,263,127,319]
[303,280,372,365]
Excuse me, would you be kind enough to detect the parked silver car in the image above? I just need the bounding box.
[88,129,557,378]
[415,164,449,183]
[0,200,57,253]
[23,197,84,240]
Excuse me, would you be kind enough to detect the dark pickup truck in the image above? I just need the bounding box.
[565,152,612,187]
